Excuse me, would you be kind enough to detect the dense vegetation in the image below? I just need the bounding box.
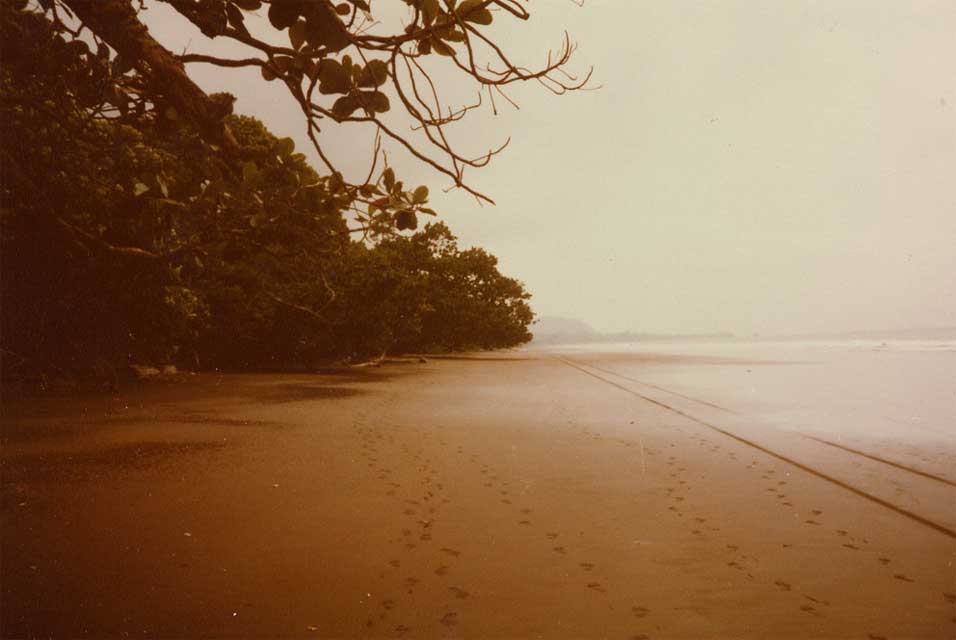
[1,3,536,382]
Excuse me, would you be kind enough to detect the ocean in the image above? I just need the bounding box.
[540,339,956,481]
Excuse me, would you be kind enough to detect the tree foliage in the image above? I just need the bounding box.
[1,3,537,381]
[36,0,590,227]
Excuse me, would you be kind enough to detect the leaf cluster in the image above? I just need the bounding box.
[1,4,534,380]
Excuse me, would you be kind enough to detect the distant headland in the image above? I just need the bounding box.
[531,316,734,345]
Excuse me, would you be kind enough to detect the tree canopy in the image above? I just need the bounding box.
[29,0,590,226]
[1,2,551,382]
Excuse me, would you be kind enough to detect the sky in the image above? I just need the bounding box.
[142,1,956,336]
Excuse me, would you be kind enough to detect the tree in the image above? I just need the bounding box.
[320,222,532,357]
[1,2,552,380]
[32,0,590,230]
[1,6,351,375]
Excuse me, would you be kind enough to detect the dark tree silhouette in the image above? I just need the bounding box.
[43,0,591,229]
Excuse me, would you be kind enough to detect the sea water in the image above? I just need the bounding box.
[548,339,956,478]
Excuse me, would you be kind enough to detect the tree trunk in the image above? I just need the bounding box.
[61,0,238,152]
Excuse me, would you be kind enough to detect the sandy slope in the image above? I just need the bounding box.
[2,355,954,638]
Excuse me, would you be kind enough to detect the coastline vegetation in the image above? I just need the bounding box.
[0,3,547,384]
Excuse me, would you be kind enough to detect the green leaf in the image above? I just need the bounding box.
[261,65,277,81]
[304,4,351,52]
[335,3,351,15]
[421,0,440,25]
[354,90,389,114]
[457,0,492,25]
[277,137,295,156]
[412,185,429,204]
[112,55,134,75]
[268,0,300,29]
[318,59,352,94]
[133,182,149,196]
[383,168,395,191]
[430,36,455,56]
[435,25,465,42]
[289,19,306,50]
[418,206,438,216]
[225,3,247,31]
[357,59,388,88]
[331,96,359,118]
[395,210,418,231]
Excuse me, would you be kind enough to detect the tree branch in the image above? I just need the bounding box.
[60,0,239,152]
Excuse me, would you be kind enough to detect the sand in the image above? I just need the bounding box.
[2,353,954,638]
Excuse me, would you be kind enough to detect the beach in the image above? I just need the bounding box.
[2,349,954,638]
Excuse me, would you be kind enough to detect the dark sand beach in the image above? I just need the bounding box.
[2,352,954,638]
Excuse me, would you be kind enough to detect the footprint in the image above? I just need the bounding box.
[518,520,531,525]
[546,532,559,541]
[774,581,791,591]
[388,559,401,568]
[878,557,891,565]
[586,582,606,593]
[440,548,461,557]
[553,546,567,554]
[449,586,470,599]
[842,544,859,550]
[439,612,458,628]
[893,574,915,583]
[382,599,396,610]
[631,606,649,618]
[579,562,595,571]
[434,565,449,576]
[811,509,823,515]
[393,624,411,637]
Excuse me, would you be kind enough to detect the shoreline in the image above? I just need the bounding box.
[2,353,954,638]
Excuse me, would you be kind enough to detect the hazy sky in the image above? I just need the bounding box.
[143,1,956,335]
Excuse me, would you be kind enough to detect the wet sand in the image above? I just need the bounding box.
[2,354,954,638]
